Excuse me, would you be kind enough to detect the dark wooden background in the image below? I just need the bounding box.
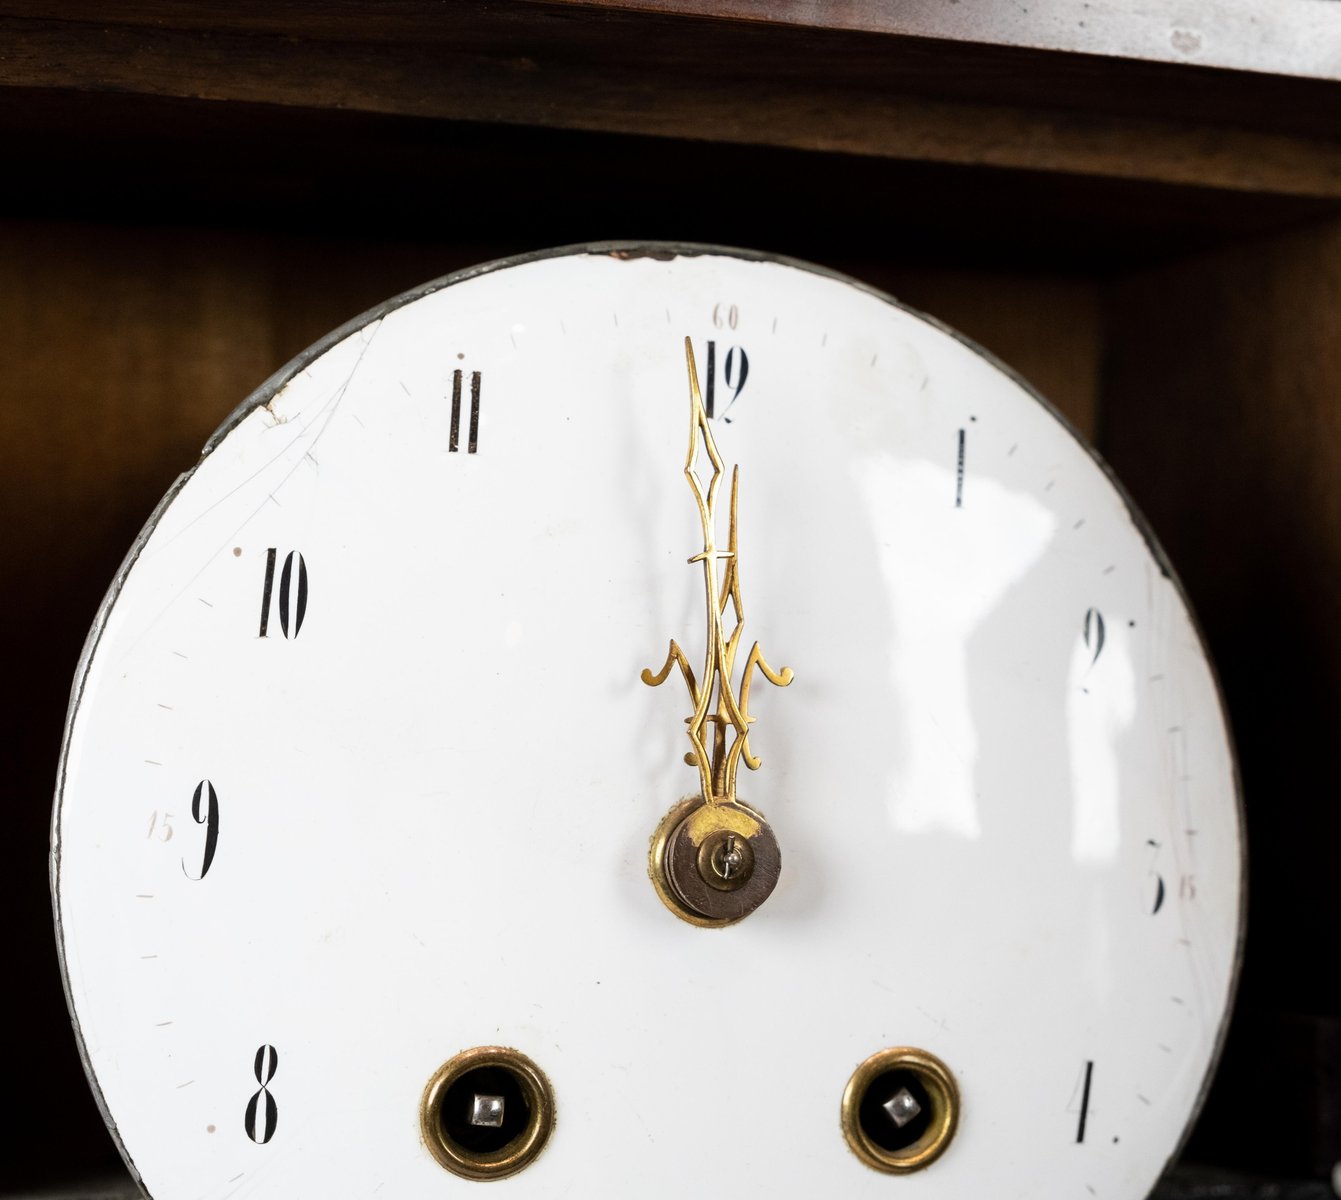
[3,3,1339,1191]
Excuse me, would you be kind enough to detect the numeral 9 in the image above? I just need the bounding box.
[182,780,219,881]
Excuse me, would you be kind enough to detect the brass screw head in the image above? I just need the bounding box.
[698,830,755,892]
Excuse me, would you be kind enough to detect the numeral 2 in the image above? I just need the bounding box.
[182,780,219,880]
[259,549,307,639]
[244,1044,279,1144]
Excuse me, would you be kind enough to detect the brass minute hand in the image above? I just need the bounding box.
[641,336,793,809]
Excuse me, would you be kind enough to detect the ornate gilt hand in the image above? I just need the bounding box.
[642,336,793,810]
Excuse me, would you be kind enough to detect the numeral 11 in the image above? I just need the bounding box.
[450,370,481,453]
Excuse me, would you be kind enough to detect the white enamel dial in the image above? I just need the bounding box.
[53,244,1243,1199]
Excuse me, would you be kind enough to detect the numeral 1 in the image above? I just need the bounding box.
[1075,1059,1094,1143]
[955,429,966,507]
[259,550,307,639]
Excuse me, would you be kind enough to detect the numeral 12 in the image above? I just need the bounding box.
[704,341,749,420]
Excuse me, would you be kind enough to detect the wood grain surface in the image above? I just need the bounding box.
[1104,217,1341,1180]
[3,4,1341,197]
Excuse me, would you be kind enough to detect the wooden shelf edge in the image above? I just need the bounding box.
[4,12,1341,200]
[543,0,1341,84]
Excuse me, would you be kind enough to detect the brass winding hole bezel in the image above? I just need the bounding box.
[841,1047,960,1174]
[420,1046,555,1181]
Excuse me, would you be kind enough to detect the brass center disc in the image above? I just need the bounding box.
[649,796,781,927]
[420,1046,555,1180]
[841,1047,960,1174]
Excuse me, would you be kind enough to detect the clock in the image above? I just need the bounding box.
[51,242,1244,1197]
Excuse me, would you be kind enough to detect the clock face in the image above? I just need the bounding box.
[53,244,1243,1199]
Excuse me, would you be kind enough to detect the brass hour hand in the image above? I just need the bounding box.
[643,336,792,927]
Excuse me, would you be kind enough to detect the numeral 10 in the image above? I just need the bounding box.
[259,550,307,639]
